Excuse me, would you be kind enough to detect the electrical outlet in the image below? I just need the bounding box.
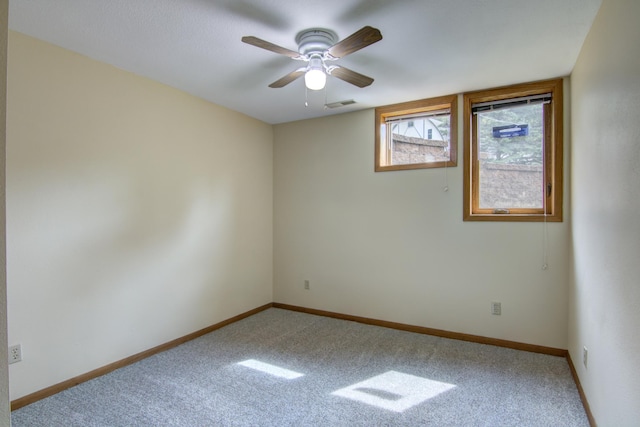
[583,346,588,368]
[491,302,502,315]
[304,280,310,290]
[9,344,22,364]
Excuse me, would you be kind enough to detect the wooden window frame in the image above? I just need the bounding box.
[375,94,458,172]
[463,79,563,222]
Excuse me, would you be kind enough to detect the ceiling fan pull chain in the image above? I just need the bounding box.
[323,80,328,109]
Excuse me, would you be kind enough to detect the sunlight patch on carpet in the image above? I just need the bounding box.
[332,370,456,412]
[237,359,304,379]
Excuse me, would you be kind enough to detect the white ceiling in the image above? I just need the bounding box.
[8,0,602,124]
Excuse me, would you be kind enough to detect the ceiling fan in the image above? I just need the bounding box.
[241,26,382,91]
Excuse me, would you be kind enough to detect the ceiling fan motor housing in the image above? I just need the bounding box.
[295,28,338,56]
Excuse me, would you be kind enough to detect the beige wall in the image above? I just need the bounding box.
[0,0,10,423]
[569,0,640,424]
[6,32,273,399]
[273,98,571,349]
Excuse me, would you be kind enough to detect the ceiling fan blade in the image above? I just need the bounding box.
[269,68,306,88]
[328,66,374,88]
[327,26,382,58]
[241,36,302,59]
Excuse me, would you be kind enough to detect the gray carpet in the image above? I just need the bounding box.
[12,308,589,426]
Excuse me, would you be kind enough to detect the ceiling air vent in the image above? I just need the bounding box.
[324,99,356,109]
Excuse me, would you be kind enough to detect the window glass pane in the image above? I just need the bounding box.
[387,113,451,166]
[477,103,544,209]
[376,94,457,172]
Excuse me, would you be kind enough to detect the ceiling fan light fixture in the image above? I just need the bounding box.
[305,56,326,91]
[305,69,326,91]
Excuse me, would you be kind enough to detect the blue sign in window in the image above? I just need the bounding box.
[492,124,529,138]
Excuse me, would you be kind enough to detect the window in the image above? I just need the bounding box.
[375,95,457,171]
[463,79,563,221]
